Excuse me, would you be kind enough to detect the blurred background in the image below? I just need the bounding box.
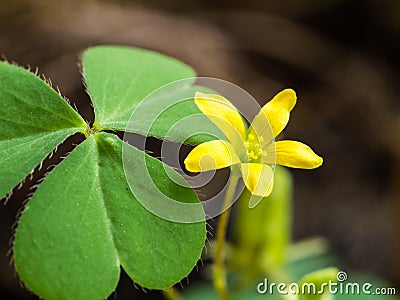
[1,0,400,299]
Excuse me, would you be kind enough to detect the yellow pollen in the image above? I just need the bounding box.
[245,134,263,162]
[248,151,255,160]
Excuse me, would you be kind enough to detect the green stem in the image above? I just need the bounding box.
[162,286,183,300]
[214,174,239,300]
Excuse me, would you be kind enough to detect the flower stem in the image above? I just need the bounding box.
[162,286,183,300]
[214,174,239,300]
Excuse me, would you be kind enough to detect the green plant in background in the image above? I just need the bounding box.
[183,166,339,300]
[183,165,398,300]
[0,45,217,300]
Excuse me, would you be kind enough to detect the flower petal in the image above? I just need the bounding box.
[248,175,274,209]
[240,163,274,197]
[194,92,247,144]
[266,140,323,169]
[250,89,297,144]
[184,140,240,172]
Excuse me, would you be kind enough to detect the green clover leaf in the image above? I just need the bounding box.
[1,46,209,299]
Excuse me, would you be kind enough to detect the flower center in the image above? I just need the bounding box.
[244,133,265,163]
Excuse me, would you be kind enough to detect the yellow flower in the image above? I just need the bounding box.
[184,89,323,206]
